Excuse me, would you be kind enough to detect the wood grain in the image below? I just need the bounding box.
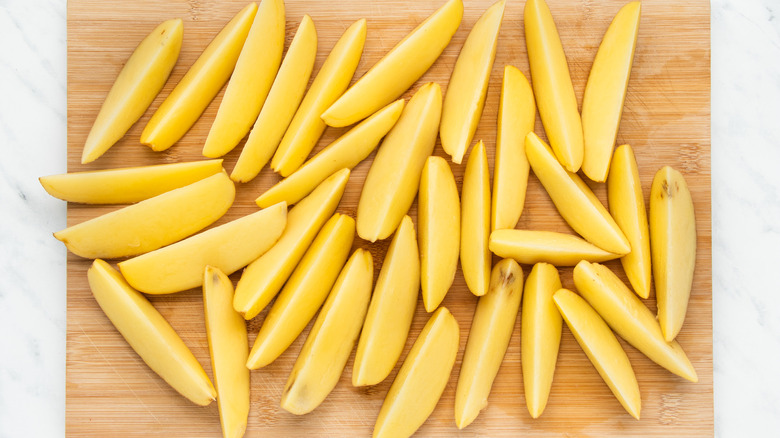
[66,0,711,436]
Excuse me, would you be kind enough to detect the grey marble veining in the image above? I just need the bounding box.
[1,0,780,436]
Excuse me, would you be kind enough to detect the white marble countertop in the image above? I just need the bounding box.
[1,0,779,436]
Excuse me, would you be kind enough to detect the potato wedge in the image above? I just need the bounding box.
[461,140,491,296]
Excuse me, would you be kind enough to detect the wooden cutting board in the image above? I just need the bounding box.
[65,0,711,436]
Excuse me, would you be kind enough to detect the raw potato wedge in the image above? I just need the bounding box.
[460,141,491,297]
[321,0,463,127]
[455,258,523,429]
[521,263,563,418]
[524,0,583,172]
[650,166,697,342]
[281,249,373,415]
[573,261,698,382]
[234,169,349,320]
[88,259,216,406]
[489,229,622,266]
[54,171,235,259]
[271,19,367,176]
[373,307,459,438]
[256,100,404,208]
[353,216,420,387]
[492,65,535,231]
[118,202,286,295]
[203,0,285,158]
[357,82,442,242]
[39,159,223,204]
[554,288,641,420]
[203,267,249,438]
[608,144,652,298]
[231,16,318,183]
[526,132,630,254]
[141,3,257,151]
[419,156,460,312]
[81,19,183,164]
[440,0,506,164]
[581,2,641,182]
[246,214,355,369]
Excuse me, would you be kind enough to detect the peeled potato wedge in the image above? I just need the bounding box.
[321,0,463,127]
[54,171,235,259]
[234,169,349,320]
[418,156,460,312]
[203,266,249,438]
[440,0,506,164]
[246,214,355,369]
[231,16,318,183]
[650,166,697,342]
[281,249,373,415]
[357,82,442,242]
[581,2,641,182]
[573,261,698,382]
[203,0,285,158]
[460,140,491,297]
[118,202,286,295]
[271,18,367,176]
[607,144,652,298]
[492,65,535,231]
[353,216,420,387]
[524,0,583,172]
[526,132,630,255]
[81,19,183,164]
[256,100,404,208]
[40,159,223,204]
[373,307,459,438]
[455,258,523,429]
[490,229,622,266]
[88,259,216,406]
[521,263,563,419]
[553,288,641,420]
[141,3,257,152]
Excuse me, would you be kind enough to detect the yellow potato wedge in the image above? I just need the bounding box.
[492,65,535,231]
[118,202,286,295]
[256,100,404,208]
[141,3,257,152]
[281,249,373,415]
[234,169,349,320]
[489,229,622,266]
[357,82,442,242]
[419,156,460,312]
[40,159,223,204]
[526,132,630,254]
[440,0,506,164]
[81,19,183,164]
[554,288,641,420]
[573,261,698,382]
[231,16,318,183]
[321,0,463,127]
[455,258,523,429]
[461,140,491,296]
[54,171,235,259]
[607,144,652,298]
[650,166,697,342]
[88,259,215,406]
[524,0,583,172]
[581,2,641,182]
[246,214,355,369]
[203,266,249,438]
[271,18,367,176]
[353,216,419,387]
[372,307,459,438]
[521,263,562,418]
[203,0,285,158]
